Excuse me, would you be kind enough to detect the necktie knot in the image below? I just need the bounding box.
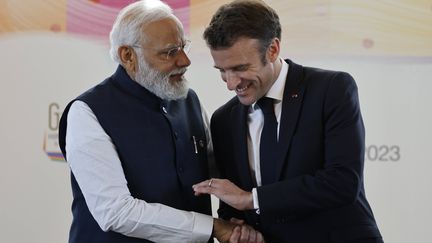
[257,97,274,116]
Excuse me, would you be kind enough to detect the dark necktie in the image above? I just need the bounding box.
[257,97,278,185]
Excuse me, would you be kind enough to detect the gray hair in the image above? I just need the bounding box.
[109,0,178,63]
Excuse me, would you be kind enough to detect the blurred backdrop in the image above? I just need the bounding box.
[1,0,431,242]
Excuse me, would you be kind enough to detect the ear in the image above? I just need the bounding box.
[267,38,280,63]
[118,46,137,75]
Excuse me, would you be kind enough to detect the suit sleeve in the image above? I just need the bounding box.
[257,72,366,218]
[210,107,248,221]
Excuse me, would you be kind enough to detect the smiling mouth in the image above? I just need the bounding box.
[236,84,250,93]
[170,72,185,80]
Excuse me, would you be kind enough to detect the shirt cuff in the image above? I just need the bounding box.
[252,188,260,213]
[191,212,213,242]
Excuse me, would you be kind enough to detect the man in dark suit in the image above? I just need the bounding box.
[193,0,383,242]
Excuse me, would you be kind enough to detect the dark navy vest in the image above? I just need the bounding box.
[59,66,212,243]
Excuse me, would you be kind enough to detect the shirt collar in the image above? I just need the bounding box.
[251,58,288,111]
[266,58,288,103]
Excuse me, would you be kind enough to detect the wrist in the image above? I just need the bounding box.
[212,218,222,238]
[242,191,254,210]
[212,218,233,242]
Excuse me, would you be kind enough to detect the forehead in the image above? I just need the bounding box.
[210,38,262,69]
[143,18,184,48]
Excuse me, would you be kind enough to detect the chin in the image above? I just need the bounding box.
[237,96,255,106]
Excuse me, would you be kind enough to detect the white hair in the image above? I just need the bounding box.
[109,0,179,63]
[134,47,189,100]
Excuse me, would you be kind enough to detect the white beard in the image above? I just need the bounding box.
[134,55,189,100]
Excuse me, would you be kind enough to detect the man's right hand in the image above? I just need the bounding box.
[213,218,265,243]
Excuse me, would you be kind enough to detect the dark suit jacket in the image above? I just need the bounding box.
[211,59,383,243]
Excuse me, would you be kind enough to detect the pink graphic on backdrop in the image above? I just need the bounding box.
[166,0,190,35]
[90,0,136,8]
[164,0,188,9]
[66,0,190,39]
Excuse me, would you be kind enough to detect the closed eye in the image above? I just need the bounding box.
[233,64,249,72]
[214,64,250,73]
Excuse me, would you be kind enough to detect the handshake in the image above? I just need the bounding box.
[213,217,265,243]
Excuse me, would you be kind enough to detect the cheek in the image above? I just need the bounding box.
[160,66,175,74]
[144,56,173,74]
[238,71,258,84]
[151,63,175,74]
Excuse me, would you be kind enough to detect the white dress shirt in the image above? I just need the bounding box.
[249,58,288,209]
[65,100,213,243]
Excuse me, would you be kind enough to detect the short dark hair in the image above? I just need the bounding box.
[203,0,281,63]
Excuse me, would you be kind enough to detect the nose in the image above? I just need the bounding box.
[175,49,191,68]
[224,71,241,91]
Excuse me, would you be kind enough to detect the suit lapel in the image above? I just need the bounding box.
[273,59,305,182]
[230,103,255,190]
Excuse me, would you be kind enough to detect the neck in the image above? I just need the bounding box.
[272,57,282,81]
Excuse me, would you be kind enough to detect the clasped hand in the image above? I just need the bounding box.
[213,218,265,243]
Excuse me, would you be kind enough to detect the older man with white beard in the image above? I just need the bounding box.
[58,1,264,243]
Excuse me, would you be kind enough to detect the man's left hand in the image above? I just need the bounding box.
[193,179,253,211]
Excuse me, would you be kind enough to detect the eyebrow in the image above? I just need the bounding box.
[214,63,250,71]
[157,45,178,52]
[160,40,186,49]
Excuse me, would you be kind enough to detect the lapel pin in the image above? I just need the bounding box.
[291,93,299,98]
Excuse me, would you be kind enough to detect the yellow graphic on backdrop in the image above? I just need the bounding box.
[1,0,431,57]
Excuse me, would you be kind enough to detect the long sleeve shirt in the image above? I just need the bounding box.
[65,100,213,242]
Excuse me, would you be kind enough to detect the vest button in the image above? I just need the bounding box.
[178,167,183,172]
[162,106,167,113]
[198,139,205,148]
